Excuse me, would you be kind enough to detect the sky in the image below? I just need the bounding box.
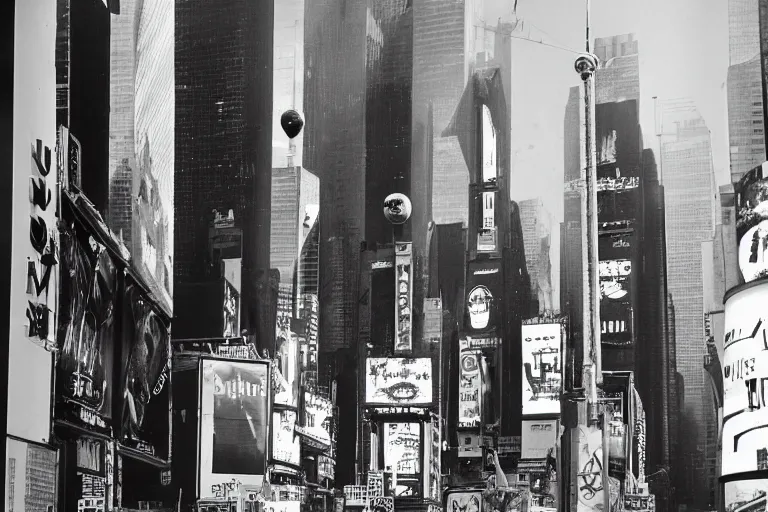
[486,0,731,221]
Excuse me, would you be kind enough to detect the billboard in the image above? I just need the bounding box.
[395,243,413,353]
[724,479,768,512]
[274,327,300,407]
[55,216,119,436]
[365,358,433,406]
[522,324,562,416]
[521,420,558,459]
[302,391,333,446]
[383,422,421,474]
[595,100,641,179]
[598,233,634,345]
[735,162,768,283]
[458,347,483,429]
[722,283,768,477]
[465,260,503,334]
[272,409,301,467]
[446,491,483,512]
[198,359,270,497]
[119,277,172,460]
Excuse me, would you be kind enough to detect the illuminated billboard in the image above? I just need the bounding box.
[274,327,300,408]
[272,409,301,467]
[465,260,503,334]
[522,324,562,416]
[735,162,768,283]
[458,339,482,429]
[383,422,421,474]
[446,491,483,512]
[721,283,768,477]
[365,358,433,406]
[198,359,270,497]
[598,232,634,345]
[724,480,768,512]
[302,391,333,446]
[395,243,413,353]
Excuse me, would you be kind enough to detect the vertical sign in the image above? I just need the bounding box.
[576,427,605,512]
[394,242,413,353]
[26,139,59,351]
[478,191,498,253]
[458,339,482,429]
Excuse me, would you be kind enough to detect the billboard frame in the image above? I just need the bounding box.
[196,355,272,499]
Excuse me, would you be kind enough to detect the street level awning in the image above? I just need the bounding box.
[295,426,332,453]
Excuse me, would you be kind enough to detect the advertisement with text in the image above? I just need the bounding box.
[522,324,562,416]
[365,358,433,406]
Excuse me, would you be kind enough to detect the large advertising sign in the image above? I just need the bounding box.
[522,420,558,459]
[119,277,172,460]
[274,327,300,408]
[272,409,301,467]
[598,233,634,345]
[395,243,413,353]
[724,479,768,512]
[735,162,768,283]
[446,491,483,512]
[301,392,333,446]
[198,359,270,497]
[595,101,641,179]
[458,346,483,429]
[522,324,562,416]
[55,214,119,436]
[383,422,421,474]
[722,283,768,477]
[465,260,503,334]
[365,358,433,406]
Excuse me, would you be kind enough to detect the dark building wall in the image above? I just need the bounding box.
[174,0,274,340]
[68,0,111,212]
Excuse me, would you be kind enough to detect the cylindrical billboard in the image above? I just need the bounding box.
[735,162,768,284]
[198,358,270,497]
[722,282,768,478]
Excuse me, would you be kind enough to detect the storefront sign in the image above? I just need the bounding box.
[721,283,768,477]
[369,406,428,416]
[735,162,768,283]
[522,420,557,460]
[198,359,270,497]
[521,324,562,416]
[395,243,413,353]
[365,358,433,406]
[458,349,482,428]
[383,422,420,474]
[262,501,301,512]
[318,455,335,481]
[272,409,301,467]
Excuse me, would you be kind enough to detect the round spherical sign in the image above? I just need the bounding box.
[467,285,492,329]
[383,193,412,225]
[280,109,304,139]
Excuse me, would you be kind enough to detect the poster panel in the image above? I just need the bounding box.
[222,279,239,337]
[598,253,633,346]
[395,243,413,353]
[445,491,482,512]
[383,422,421,474]
[521,324,562,416]
[576,426,606,512]
[735,162,768,283]
[198,359,270,497]
[302,392,333,445]
[724,479,768,512]
[274,327,299,408]
[55,214,119,435]
[272,409,301,467]
[465,260,503,334]
[365,358,433,405]
[595,101,641,179]
[722,283,768,477]
[458,347,482,428]
[521,420,558,459]
[119,277,171,460]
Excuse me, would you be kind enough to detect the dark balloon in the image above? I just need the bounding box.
[280,110,304,139]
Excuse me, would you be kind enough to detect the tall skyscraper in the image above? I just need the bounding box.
[593,33,640,104]
[519,198,554,316]
[661,98,718,509]
[108,0,175,310]
[727,0,765,182]
[174,0,274,345]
